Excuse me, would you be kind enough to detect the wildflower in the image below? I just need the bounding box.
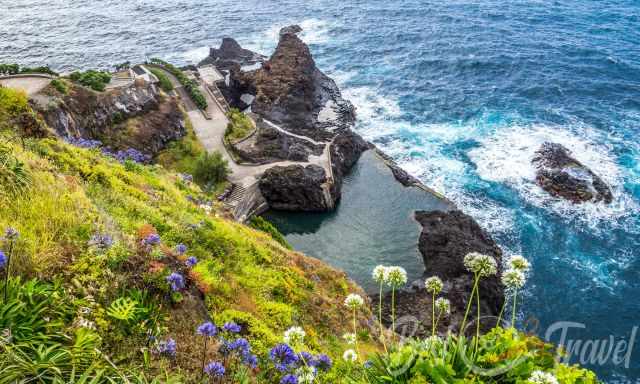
[166,272,185,291]
[283,326,305,345]
[425,276,443,295]
[314,354,332,371]
[196,321,217,337]
[76,317,96,330]
[175,243,187,255]
[372,265,388,283]
[0,251,5,269]
[364,360,373,368]
[342,332,356,345]
[501,268,526,290]
[280,374,298,384]
[228,337,250,354]
[143,233,161,246]
[199,204,212,214]
[156,338,176,357]
[203,361,225,378]
[463,252,498,277]
[243,353,259,368]
[342,349,358,362]
[88,233,113,249]
[223,322,241,333]
[297,365,316,384]
[436,298,451,315]
[386,266,407,287]
[270,343,299,371]
[4,227,18,240]
[185,256,198,267]
[508,255,531,273]
[528,370,559,384]
[344,293,364,309]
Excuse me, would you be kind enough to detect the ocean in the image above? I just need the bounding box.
[2,0,639,381]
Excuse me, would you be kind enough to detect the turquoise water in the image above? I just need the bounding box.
[2,1,639,381]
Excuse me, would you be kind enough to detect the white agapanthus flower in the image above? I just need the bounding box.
[283,326,306,345]
[342,332,357,345]
[435,297,451,315]
[508,255,531,273]
[464,252,498,277]
[501,268,526,290]
[527,370,559,384]
[386,266,407,287]
[296,366,317,384]
[424,276,443,295]
[372,265,388,283]
[342,349,358,362]
[344,293,364,309]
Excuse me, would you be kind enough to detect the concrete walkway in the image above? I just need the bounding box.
[0,76,52,96]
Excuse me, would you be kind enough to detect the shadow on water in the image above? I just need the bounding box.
[264,150,452,292]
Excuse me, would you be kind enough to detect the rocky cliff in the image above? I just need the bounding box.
[36,82,185,157]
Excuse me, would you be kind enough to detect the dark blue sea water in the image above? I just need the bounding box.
[2,1,639,381]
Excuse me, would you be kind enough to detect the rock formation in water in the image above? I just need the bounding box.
[36,82,185,157]
[259,164,338,211]
[375,210,505,337]
[198,37,265,71]
[532,142,612,204]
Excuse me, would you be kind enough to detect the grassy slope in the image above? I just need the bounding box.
[0,132,375,381]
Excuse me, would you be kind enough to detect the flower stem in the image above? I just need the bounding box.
[201,338,207,379]
[378,282,387,352]
[431,292,436,337]
[459,273,479,336]
[511,289,518,328]
[353,307,360,360]
[496,296,507,328]
[3,240,13,303]
[391,286,396,343]
[474,282,481,355]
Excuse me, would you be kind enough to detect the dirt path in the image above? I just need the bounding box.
[0,76,52,96]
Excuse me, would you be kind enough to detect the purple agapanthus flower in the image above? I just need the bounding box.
[175,243,187,255]
[156,338,176,357]
[143,233,161,246]
[280,374,298,384]
[68,137,102,149]
[180,173,193,183]
[203,361,225,377]
[185,256,198,267]
[4,227,19,240]
[364,360,373,368]
[298,351,313,366]
[223,322,241,333]
[166,272,185,291]
[196,321,217,337]
[270,343,299,372]
[88,233,113,249]
[0,251,6,269]
[314,354,332,372]
[109,148,151,164]
[228,337,249,352]
[243,353,258,368]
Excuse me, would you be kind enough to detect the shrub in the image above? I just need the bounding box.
[0,63,20,75]
[149,58,207,110]
[192,151,230,188]
[50,78,68,94]
[69,70,112,92]
[225,108,254,142]
[0,86,28,121]
[149,68,174,92]
[0,63,57,76]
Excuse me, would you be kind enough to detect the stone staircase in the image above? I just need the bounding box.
[223,184,247,210]
[207,84,231,113]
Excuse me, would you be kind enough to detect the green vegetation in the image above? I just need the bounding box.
[0,63,58,76]
[69,70,112,92]
[149,58,207,110]
[249,216,292,249]
[50,78,69,94]
[0,87,28,122]
[192,151,230,189]
[225,108,255,143]
[149,68,174,92]
[156,117,206,175]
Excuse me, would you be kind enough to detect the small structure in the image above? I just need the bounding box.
[131,65,159,84]
[198,65,225,87]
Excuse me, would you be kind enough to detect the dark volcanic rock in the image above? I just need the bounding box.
[279,25,303,36]
[232,119,325,164]
[259,164,338,211]
[532,142,612,204]
[38,83,185,156]
[375,210,504,337]
[198,37,265,71]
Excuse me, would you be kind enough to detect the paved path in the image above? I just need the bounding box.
[0,76,52,96]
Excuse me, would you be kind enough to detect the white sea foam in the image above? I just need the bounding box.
[179,45,210,64]
[241,18,332,55]
[468,123,639,231]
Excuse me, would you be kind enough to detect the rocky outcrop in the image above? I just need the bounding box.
[231,119,325,164]
[532,142,612,204]
[198,37,265,71]
[375,210,504,337]
[37,82,185,156]
[259,164,338,211]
